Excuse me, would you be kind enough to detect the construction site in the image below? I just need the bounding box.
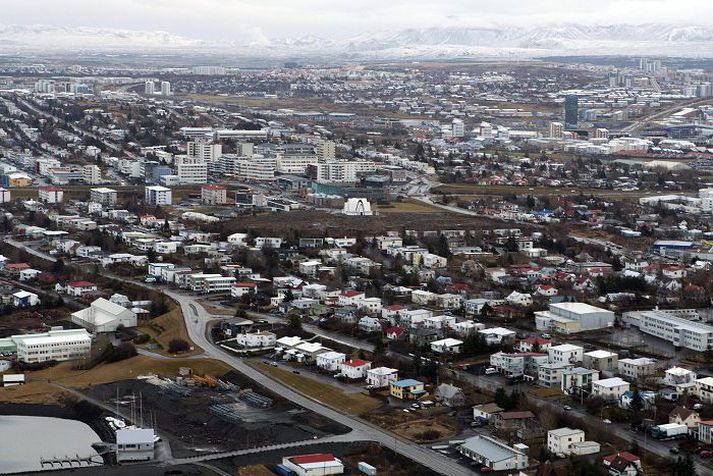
[83,366,350,458]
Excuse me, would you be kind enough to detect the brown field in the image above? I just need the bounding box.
[528,387,563,399]
[237,465,276,476]
[248,361,382,415]
[0,382,70,405]
[22,355,232,389]
[138,308,203,357]
[378,200,444,214]
[434,183,659,201]
[225,208,511,237]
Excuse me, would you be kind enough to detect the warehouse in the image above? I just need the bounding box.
[535,302,615,334]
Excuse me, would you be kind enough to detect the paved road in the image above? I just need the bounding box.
[620,97,713,134]
[163,289,476,476]
[4,236,58,263]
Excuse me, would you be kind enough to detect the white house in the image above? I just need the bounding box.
[316,351,347,372]
[547,427,585,457]
[366,367,398,389]
[505,291,533,307]
[431,338,463,354]
[65,281,98,297]
[231,282,257,298]
[618,357,657,380]
[339,359,372,380]
[548,344,584,365]
[71,298,137,333]
[235,331,276,348]
[592,377,631,400]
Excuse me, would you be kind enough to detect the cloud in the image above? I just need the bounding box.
[0,0,712,40]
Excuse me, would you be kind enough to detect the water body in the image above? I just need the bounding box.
[0,415,102,474]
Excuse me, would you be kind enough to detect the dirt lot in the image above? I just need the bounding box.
[84,373,349,457]
[224,208,509,237]
[138,308,203,357]
[378,200,445,214]
[365,406,460,442]
[248,361,383,415]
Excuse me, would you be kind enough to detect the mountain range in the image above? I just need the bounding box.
[3,23,713,59]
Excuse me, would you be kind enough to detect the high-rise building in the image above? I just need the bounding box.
[549,122,564,139]
[160,81,171,96]
[564,95,579,130]
[451,119,465,138]
[144,80,155,95]
[315,139,336,160]
[82,165,102,185]
[187,141,223,162]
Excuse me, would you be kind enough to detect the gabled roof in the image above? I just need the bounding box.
[341,358,371,368]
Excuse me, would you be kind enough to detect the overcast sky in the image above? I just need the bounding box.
[1,0,711,40]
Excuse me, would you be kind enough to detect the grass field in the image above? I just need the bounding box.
[138,308,203,357]
[22,355,232,389]
[248,361,382,415]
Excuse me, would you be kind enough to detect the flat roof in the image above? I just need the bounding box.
[584,350,617,358]
[551,302,610,314]
[548,427,584,437]
[460,435,524,463]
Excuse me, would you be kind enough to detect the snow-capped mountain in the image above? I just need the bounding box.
[3,23,713,58]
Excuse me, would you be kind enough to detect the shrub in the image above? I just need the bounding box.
[168,338,190,353]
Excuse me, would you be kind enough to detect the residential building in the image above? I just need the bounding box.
[582,350,618,372]
[561,367,600,395]
[547,427,585,456]
[602,452,642,476]
[234,331,276,348]
[699,420,713,444]
[592,377,631,400]
[145,185,172,206]
[38,186,63,204]
[90,187,117,206]
[366,367,398,389]
[390,379,426,400]
[472,403,504,423]
[695,377,713,403]
[548,344,584,365]
[316,351,346,372]
[618,357,657,381]
[0,187,10,203]
[82,165,101,185]
[669,406,700,429]
[538,362,573,388]
[201,184,228,205]
[457,435,528,471]
[339,359,372,380]
[431,338,463,354]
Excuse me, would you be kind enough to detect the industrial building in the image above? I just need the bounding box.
[535,302,615,334]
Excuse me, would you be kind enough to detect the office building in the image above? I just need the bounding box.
[145,185,172,206]
[564,95,579,129]
[175,156,208,184]
[626,310,713,352]
[13,329,92,363]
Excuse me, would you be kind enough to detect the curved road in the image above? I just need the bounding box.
[163,289,475,476]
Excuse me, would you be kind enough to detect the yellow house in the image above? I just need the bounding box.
[390,379,426,400]
[6,173,32,187]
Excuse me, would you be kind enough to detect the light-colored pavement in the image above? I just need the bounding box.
[163,289,476,476]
